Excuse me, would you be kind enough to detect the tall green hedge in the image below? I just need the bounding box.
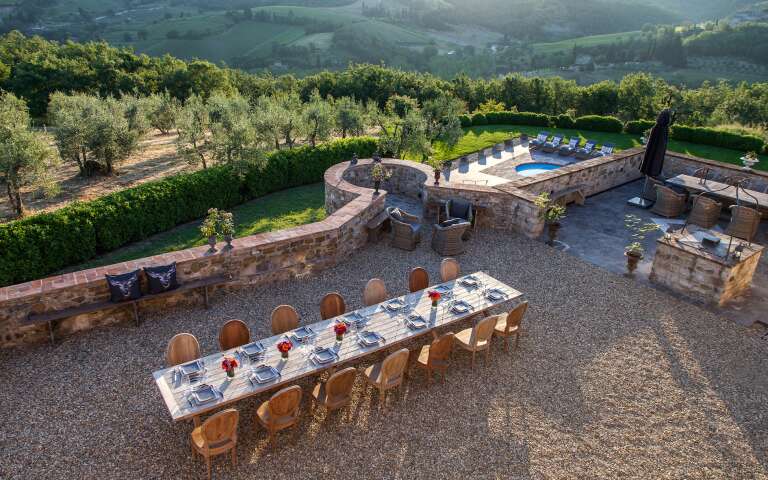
[0,137,378,287]
[624,119,655,135]
[670,125,764,153]
[573,115,623,133]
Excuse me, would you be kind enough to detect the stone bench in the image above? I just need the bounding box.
[366,210,391,243]
[23,275,229,344]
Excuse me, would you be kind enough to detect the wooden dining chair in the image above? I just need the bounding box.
[190,408,239,480]
[218,319,250,351]
[311,366,356,412]
[413,332,454,384]
[494,302,528,352]
[320,292,346,320]
[408,267,429,293]
[362,348,409,408]
[166,333,201,367]
[256,385,302,441]
[363,278,388,306]
[455,315,499,369]
[271,305,299,335]
[440,258,460,282]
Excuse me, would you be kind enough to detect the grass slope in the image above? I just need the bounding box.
[71,183,326,271]
[532,31,642,55]
[432,125,768,171]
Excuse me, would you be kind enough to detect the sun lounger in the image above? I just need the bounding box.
[590,143,615,158]
[528,132,549,150]
[542,135,564,153]
[558,137,580,156]
[574,140,597,159]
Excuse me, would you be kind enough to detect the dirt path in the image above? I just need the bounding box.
[0,132,195,222]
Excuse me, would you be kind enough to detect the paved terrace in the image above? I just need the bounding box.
[1,229,767,479]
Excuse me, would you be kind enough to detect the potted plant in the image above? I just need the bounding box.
[200,208,219,253]
[425,156,443,185]
[623,214,660,275]
[221,356,238,379]
[535,193,566,246]
[350,152,358,165]
[219,211,235,250]
[371,163,391,194]
[741,151,759,171]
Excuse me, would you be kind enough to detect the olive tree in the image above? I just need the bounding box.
[0,93,59,217]
[48,92,99,176]
[421,94,464,154]
[176,94,212,169]
[146,92,180,134]
[302,90,334,147]
[334,96,366,138]
[371,95,429,159]
[207,92,262,170]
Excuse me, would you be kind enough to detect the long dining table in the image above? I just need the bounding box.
[152,271,524,424]
[666,174,768,212]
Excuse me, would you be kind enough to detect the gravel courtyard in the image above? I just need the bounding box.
[1,229,766,479]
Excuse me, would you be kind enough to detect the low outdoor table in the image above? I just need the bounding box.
[153,271,523,424]
[666,174,768,213]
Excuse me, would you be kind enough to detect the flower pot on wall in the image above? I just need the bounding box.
[625,251,642,275]
[374,180,381,194]
[434,169,440,186]
[207,235,217,254]
[546,222,560,246]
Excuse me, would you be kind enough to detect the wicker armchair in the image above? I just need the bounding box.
[726,205,761,242]
[641,176,665,202]
[431,221,470,256]
[444,198,474,240]
[687,196,722,229]
[387,207,421,251]
[651,185,688,218]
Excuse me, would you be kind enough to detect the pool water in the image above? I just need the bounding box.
[515,162,562,176]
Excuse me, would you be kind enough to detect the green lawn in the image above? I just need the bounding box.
[532,31,642,55]
[71,183,326,271]
[432,125,768,171]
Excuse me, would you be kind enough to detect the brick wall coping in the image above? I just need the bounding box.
[656,233,764,267]
[665,151,768,180]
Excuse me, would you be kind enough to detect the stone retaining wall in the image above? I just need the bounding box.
[662,152,768,192]
[0,166,388,348]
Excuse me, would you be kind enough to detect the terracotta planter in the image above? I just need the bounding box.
[625,251,642,275]
[546,222,561,246]
[434,169,440,186]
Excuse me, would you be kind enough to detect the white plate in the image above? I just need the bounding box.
[385,299,406,311]
[434,284,452,294]
[486,288,506,301]
[460,276,479,287]
[311,348,337,364]
[291,326,316,343]
[358,330,383,346]
[451,301,473,314]
[251,365,280,384]
[241,342,265,357]
[407,317,427,330]
[179,360,204,377]
[191,385,218,404]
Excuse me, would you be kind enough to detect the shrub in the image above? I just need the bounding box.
[554,114,575,129]
[459,114,471,127]
[470,113,487,125]
[574,115,623,133]
[0,137,378,287]
[670,125,765,152]
[624,119,655,135]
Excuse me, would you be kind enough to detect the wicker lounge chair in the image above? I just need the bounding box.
[574,140,597,159]
[558,137,580,156]
[386,207,421,251]
[431,221,470,256]
[651,185,688,218]
[591,143,615,158]
[529,132,549,150]
[726,205,761,241]
[542,135,563,153]
[687,196,722,229]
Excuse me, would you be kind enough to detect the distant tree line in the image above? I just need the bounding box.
[1,32,768,130]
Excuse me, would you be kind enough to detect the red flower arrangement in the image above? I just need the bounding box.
[428,290,441,307]
[277,340,292,359]
[221,356,238,377]
[334,322,347,341]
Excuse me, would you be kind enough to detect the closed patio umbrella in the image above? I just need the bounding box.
[628,109,672,208]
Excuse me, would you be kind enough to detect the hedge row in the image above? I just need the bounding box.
[459,110,767,153]
[670,125,765,153]
[0,137,378,287]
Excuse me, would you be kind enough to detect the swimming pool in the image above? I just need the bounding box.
[515,162,562,176]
